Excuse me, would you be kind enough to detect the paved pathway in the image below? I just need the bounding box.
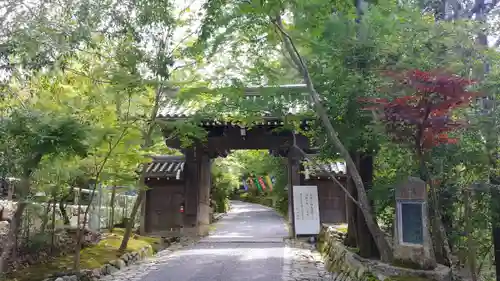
[102,201,330,281]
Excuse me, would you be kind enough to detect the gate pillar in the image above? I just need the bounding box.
[287,149,301,237]
[197,153,212,235]
[183,146,212,236]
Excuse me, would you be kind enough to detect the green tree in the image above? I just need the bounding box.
[0,107,89,273]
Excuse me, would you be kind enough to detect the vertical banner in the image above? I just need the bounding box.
[242,179,249,191]
[258,177,267,191]
[253,177,263,192]
[265,175,273,191]
[292,185,320,235]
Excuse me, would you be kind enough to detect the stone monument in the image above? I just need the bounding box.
[394,176,436,270]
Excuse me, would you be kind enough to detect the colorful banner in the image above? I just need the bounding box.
[253,177,263,191]
[258,177,267,191]
[264,175,273,191]
[242,179,249,191]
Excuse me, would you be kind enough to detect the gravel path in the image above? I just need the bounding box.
[102,201,330,281]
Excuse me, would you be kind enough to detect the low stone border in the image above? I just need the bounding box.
[282,238,332,281]
[44,245,153,281]
[319,224,451,281]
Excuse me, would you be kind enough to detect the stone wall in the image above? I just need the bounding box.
[0,200,102,271]
[318,224,452,281]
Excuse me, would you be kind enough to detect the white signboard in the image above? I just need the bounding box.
[292,185,320,235]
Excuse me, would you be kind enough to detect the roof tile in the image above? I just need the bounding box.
[157,85,313,120]
[303,155,347,178]
[146,156,185,179]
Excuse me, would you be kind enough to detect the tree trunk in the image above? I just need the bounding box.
[469,2,500,279]
[109,186,116,232]
[23,207,29,252]
[424,172,453,267]
[428,183,446,264]
[417,147,452,266]
[274,16,393,262]
[73,187,82,271]
[345,152,379,257]
[0,174,32,273]
[356,153,379,258]
[345,176,358,247]
[118,189,145,251]
[59,187,74,226]
[75,181,104,271]
[352,0,379,259]
[118,83,161,251]
[40,201,51,233]
[59,201,70,226]
[464,187,478,281]
[491,175,500,281]
[0,201,27,273]
[439,187,455,251]
[50,197,57,255]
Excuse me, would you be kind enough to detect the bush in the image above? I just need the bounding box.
[239,193,249,200]
[24,232,52,253]
[239,192,261,203]
[275,196,288,217]
[221,198,230,212]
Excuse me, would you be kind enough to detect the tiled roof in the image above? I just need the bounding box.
[157,84,313,120]
[145,155,185,179]
[302,155,347,179]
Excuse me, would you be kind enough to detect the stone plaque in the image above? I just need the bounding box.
[393,176,436,270]
[399,202,424,244]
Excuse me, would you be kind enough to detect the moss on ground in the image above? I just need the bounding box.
[109,228,161,247]
[7,229,160,281]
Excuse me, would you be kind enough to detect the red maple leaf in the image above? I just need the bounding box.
[359,69,479,151]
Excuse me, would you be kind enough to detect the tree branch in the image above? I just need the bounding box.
[271,12,394,261]
[271,15,369,210]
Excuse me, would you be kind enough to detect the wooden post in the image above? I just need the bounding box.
[197,153,212,235]
[287,149,301,237]
[183,146,201,235]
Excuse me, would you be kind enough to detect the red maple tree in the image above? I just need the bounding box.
[360,69,481,152]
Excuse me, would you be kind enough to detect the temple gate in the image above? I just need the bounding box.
[141,85,349,236]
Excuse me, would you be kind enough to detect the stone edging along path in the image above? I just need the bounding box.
[43,244,154,281]
[44,210,231,281]
[282,238,333,281]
